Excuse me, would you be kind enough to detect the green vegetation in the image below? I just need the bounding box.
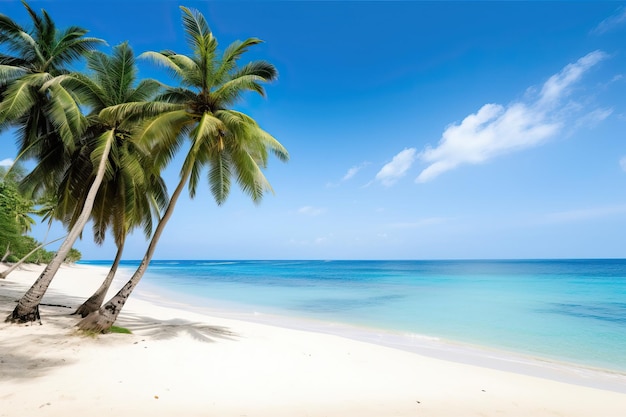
[108,326,132,334]
[0,166,80,265]
[1,2,286,331]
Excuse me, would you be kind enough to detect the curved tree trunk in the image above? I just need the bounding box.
[73,239,125,317]
[6,134,114,323]
[78,168,190,332]
[0,235,65,279]
[2,244,10,263]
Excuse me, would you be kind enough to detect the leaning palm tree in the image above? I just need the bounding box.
[72,140,167,317]
[78,6,289,332]
[7,42,164,323]
[0,2,103,320]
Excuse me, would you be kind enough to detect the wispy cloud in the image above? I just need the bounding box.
[619,156,626,172]
[326,162,370,187]
[298,206,326,216]
[574,108,613,129]
[592,6,626,35]
[0,158,14,167]
[328,162,370,187]
[543,204,626,223]
[342,162,368,181]
[374,148,417,186]
[415,50,608,183]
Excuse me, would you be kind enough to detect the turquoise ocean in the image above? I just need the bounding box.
[82,259,626,373]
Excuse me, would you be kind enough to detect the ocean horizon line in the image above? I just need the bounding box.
[79,257,626,263]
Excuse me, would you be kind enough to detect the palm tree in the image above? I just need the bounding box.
[0,2,103,321]
[78,6,289,332]
[72,128,167,317]
[0,1,105,195]
[6,42,164,323]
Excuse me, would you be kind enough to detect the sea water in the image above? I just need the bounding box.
[82,259,626,372]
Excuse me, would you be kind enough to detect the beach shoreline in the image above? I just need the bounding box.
[134,273,626,394]
[1,263,626,417]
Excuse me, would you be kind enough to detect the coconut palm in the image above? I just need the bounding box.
[7,42,165,323]
[0,1,105,195]
[72,135,167,317]
[77,6,288,332]
[0,2,103,320]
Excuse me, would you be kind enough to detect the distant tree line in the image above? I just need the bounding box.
[0,165,81,264]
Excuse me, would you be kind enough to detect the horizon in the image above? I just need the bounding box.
[1,1,626,260]
[78,257,626,262]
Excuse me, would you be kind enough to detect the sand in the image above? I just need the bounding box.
[1,263,626,417]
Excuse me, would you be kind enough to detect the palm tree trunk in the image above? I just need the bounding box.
[0,235,65,279]
[1,244,11,263]
[73,239,125,317]
[77,168,191,332]
[6,134,114,323]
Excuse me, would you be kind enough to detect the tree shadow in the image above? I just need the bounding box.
[1,278,239,384]
[115,314,239,343]
[0,352,77,381]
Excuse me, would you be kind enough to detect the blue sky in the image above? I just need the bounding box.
[1,1,626,260]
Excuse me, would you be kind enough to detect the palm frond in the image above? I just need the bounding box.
[109,42,136,103]
[0,73,49,123]
[0,54,28,68]
[48,72,106,111]
[155,87,197,104]
[127,79,162,102]
[179,6,216,56]
[45,82,85,148]
[207,150,232,205]
[0,65,28,82]
[232,60,278,82]
[99,101,182,125]
[215,38,263,82]
[46,28,104,71]
[89,129,115,180]
[139,51,187,81]
[137,109,190,169]
[213,74,266,105]
[230,145,273,204]
[195,111,226,143]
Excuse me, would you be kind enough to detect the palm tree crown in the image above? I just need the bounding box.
[0,1,105,195]
[115,6,288,205]
[52,42,167,245]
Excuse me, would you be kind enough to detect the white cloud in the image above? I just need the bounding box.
[342,162,368,181]
[620,156,626,172]
[327,162,369,187]
[574,108,613,129]
[0,158,14,167]
[538,51,606,106]
[416,51,607,183]
[375,148,417,186]
[298,206,326,216]
[592,6,626,35]
[544,204,626,223]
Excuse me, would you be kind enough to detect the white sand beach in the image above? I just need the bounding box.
[1,263,626,417]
